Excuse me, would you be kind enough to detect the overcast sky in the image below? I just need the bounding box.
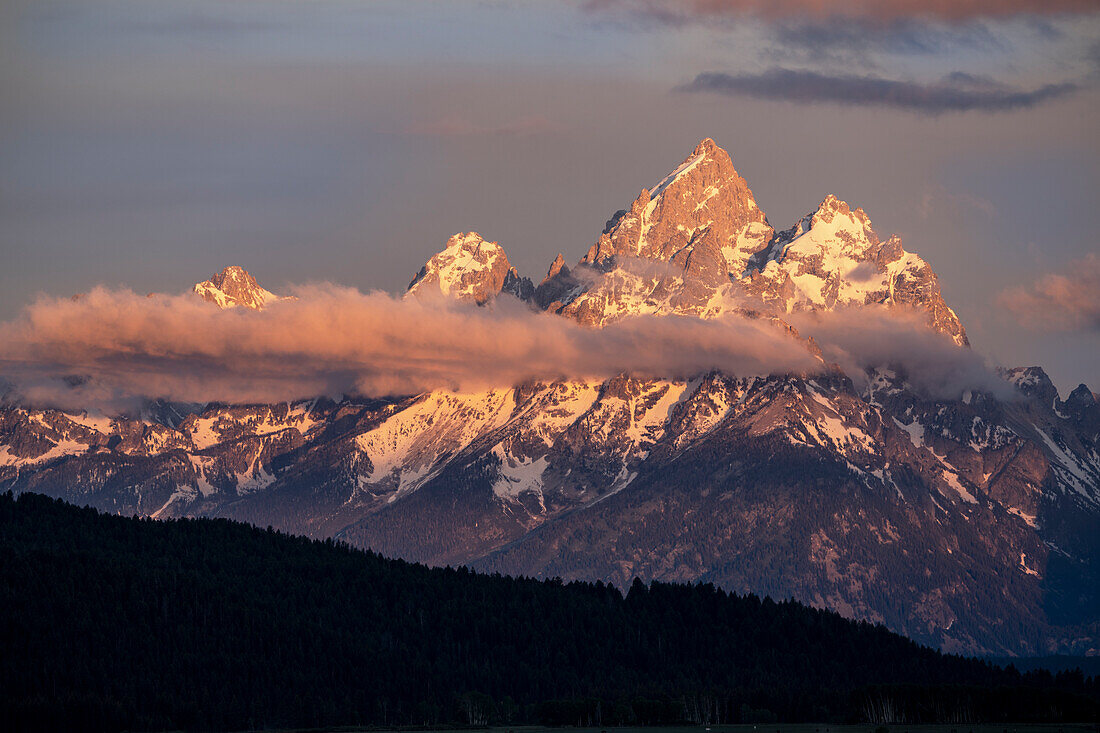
[1,0,1098,394]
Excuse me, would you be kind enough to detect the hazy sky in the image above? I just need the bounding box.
[2,0,1098,394]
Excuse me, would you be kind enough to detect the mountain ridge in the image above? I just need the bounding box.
[1,137,1097,657]
[405,139,967,346]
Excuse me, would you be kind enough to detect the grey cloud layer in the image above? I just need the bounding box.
[585,0,1100,23]
[678,68,1079,112]
[768,17,1006,62]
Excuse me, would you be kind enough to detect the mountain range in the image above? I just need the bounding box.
[1,138,1097,656]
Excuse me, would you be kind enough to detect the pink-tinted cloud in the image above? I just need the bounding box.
[585,0,1100,23]
[999,253,1100,332]
[0,285,821,409]
[0,283,1021,410]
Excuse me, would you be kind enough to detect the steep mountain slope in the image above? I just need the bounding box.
[3,364,1096,654]
[1,138,1097,656]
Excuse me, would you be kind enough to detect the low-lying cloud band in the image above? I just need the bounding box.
[0,285,822,409]
[0,283,1019,411]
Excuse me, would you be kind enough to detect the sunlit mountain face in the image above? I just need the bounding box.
[2,138,1097,657]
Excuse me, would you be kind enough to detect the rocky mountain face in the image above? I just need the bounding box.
[193,265,281,309]
[407,232,532,304]
[432,138,963,343]
[2,139,1097,657]
[744,195,968,345]
[544,138,772,325]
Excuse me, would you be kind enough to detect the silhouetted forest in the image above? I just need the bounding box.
[1,492,1096,732]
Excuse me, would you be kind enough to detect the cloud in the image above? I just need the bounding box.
[999,253,1100,332]
[918,184,996,220]
[1089,40,1100,75]
[0,281,1025,411]
[790,307,1015,400]
[584,0,1100,24]
[767,17,1004,63]
[0,285,822,410]
[677,68,1078,112]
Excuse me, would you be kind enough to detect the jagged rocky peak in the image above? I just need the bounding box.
[743,194,969,346]
[543,138,775,325]
[1003,366,1059,405]
[193,266,279,310]
[582,137,771,274]
[545,253,567,281]
[406,232,532,305]
[411,139,968,344]
[743,193,884,286]
[1064,383,1100,428]
[533,253,576,309]
[1067,383,1098,406]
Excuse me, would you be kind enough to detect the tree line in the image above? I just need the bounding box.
[1,491,1095,732]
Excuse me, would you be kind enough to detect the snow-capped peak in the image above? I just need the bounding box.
[773,194,879,264]
[743,195,968,346]
[406,232,530,304]
[193,266,279,310]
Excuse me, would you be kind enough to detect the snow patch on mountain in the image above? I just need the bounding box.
[354,389,516,494]
[511,381,601,446]
[491,447,549,501]
[1036,426,1100,502]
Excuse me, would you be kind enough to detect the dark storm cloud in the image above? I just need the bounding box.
[678,68,1079,113]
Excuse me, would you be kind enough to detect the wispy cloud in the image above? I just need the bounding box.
[999,253,1100,332]
[677,68,1078,113]
[585,0,1100,24]
[790,308,1016,400]
[767,17,1004,63]
[918,184,996,220]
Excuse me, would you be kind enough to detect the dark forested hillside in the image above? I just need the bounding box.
[1,492,1096,733]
